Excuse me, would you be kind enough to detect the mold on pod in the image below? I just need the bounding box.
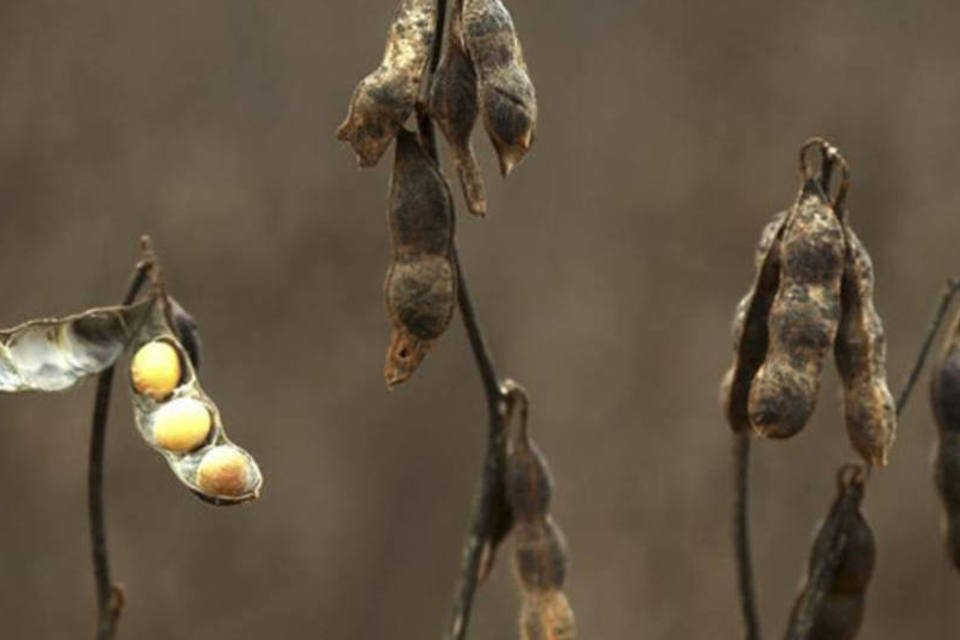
[932,312,960,570]
[462,0,537,176]
[383,129,457,386]
[429,2,487,216]
[0,300,152,393]
[129,298,262,505]
[520,591,577,640]
[748,180,845,438]
[336,0,436,167]
[834,226,895,467]
[721,211,788,433]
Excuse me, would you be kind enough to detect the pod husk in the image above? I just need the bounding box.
[337,0,436,167]
[931,309,960,571]
[0,300,152,393]
[834,225,895,467]
[129,298,262,505]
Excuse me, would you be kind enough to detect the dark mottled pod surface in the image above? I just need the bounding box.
[429,3,487,216]
[337,0,435,167]
[931,310,960,571]
[462,0,537,176]
[787,470,874,640]
[504,387,577,639]
[749,180,845,438]
[383,129,457,386]
[721,211,788,433]
[834,227,895,467]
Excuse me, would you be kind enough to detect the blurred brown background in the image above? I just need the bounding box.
[0,0,958,638]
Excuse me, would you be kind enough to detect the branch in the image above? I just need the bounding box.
[734,432,761,640]
[895,277,960,416]
[88,243,154,639]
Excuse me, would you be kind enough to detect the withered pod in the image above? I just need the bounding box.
[932,307,960,571]
[128,297,262,505]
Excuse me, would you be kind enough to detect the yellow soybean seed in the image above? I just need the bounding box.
[197,446,252,497]
[131,341,181,400]
[152,398,212,453]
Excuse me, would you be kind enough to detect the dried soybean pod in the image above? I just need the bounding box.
[383,129,457,386]
[834,226,896,467]
[931,308,960,570]
[336,0,436,167]
[429,2,487,217]
[748,165,845,439]
[502,382,577,639]
[721,210,789,433]
[0,301,152,393]
[787,467,874,640]
[168,296,201,370]
[462,0,537,176]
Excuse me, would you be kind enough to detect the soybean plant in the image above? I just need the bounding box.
[0,237,262,639]
[337,1,574,639]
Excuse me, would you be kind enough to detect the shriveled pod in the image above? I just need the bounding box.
[0,300,152,392]
[834,225,895,467]
[429,1,487,216]
[383,129,457,386]
[462,0,537,176]
[749,143,846,438]
[502,382,577,639]
[168,296,201,369]
[787,466,874,640]
[721,210,788,433]
[931,305,960,571]
[336,0,436,167]
[129,297,262,505]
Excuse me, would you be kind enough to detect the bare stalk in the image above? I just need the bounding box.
[88,245,154,639]
[734,432,761,640]
[895,277,960,415]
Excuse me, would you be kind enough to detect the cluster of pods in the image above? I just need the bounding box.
[337,0,537,385]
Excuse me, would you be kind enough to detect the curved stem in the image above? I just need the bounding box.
[88,258,152,639]
[734,432,761,640]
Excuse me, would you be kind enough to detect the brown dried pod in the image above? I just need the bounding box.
[520,591,577,640]
[748,175,845,439]
[502,382,577,639]
[462,0,537,176]
[383,129,457,386]
[834,226,895,467]
[788,467,874,640]
[336,0,436,167]
[931,308,960,571]
[721,210,789,433]
[429,2,487,216]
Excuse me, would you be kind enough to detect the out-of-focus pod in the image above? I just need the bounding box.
[931,306,960,571]
[0,301,152,392]
[128,299,262,505]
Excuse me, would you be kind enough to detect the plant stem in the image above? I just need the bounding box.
[734,431,761,640]
[414,1,514,637]
[895,277,960,416]
[88,257,152,639]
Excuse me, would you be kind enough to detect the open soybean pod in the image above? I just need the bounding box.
[787,466,875,640]
[128,297,262,505]
[721,210,789,433]
[834,225,895,467]
[336,0,436,167]
[462,0,537,176]
[0,301,152,393]
[749,142,846,439]
[429,0,487,217]
[930,306,960,571]
[383,129,457,386]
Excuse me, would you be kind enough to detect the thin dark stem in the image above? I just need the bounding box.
[895,277,960,416]
[88,259,152,640]
[414,2,514,638]
[734,432,761,640]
